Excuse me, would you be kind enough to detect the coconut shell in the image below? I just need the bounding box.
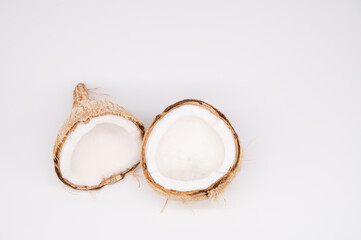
[141,99,242,201]
[53,83,145,190]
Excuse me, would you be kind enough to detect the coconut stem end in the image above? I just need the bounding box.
[73,83,90,107]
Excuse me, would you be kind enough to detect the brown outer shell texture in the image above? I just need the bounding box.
[141,99,243,201]
[53,83,145,190]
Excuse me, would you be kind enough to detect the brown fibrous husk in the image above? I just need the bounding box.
[53,83,145,190]
[141,99,243,202]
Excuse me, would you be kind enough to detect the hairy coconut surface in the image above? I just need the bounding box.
[53,83,144,190]
[141,99,242,201]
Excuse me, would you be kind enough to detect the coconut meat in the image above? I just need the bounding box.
[60,115,142,186]
[145,104,236,192]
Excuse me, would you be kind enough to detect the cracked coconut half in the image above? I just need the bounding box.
[53,83,144,190]
[141,99,242,201]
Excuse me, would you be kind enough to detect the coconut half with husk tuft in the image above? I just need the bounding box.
[53,83,144,190]
[141,99,242,201]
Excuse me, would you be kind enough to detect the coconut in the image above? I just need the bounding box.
[53,83,144,190]
[141,99,242,201]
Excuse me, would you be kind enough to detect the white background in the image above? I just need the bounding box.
[0,0,360,239]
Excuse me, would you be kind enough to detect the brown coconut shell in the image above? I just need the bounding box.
[141,99,242,201]
[53,83,145,190]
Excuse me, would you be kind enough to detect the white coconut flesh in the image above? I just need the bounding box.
[60,115,142,186]
[145,104,236,192]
